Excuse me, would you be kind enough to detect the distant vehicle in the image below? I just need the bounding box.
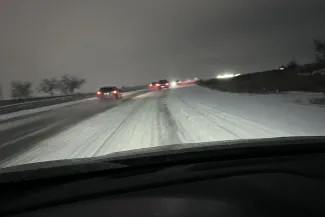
[170,80,177,86]
[177,80,185,85]
[157,80,170,90]
[149,82,158,88]
[97,86,122,100]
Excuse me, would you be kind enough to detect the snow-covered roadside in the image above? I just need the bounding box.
[265,91,325,106]
[174,86,325,136]
[220,90,325,107]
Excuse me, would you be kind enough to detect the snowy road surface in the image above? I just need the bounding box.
[1,85,325,167]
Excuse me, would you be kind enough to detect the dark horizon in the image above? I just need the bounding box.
[1,0,325,99]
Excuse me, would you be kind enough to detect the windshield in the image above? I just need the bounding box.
[1,0,325,170]
[99,87,117,92]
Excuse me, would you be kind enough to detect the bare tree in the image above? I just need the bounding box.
[11,81,33,99]
[286,60,298,69]
[37,78,58,96]
[314,39,325,63]
[59,74,85,94]
[58,75,69,94]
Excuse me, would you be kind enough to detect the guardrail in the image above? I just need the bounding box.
[0,89,151,122]
[0,94,87,107]
[0,85,148,107]
[0,85,150,115]
[0,94,95,115]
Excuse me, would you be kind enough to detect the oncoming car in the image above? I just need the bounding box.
[97,86,122,100]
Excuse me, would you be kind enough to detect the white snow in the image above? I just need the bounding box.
[2,85,325,168]
[0,113,49,132]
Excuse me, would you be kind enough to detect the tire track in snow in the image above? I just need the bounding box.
[173,96,242,140]
[92,96,150,156]
[174,94,293,139]
[156,91,182,145]
[178,97,241,139]
[93,90,182,154]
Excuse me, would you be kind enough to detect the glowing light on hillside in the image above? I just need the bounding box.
[216,73,241,79]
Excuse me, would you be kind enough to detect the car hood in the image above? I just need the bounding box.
[1,136,325,182]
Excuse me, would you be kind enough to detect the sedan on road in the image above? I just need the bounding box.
[97,86,122,100]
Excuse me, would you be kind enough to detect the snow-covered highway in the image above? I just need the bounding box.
[1,84,325,168]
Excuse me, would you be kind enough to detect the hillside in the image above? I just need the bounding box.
[198,63,325,93]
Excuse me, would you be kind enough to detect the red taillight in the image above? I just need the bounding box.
[156,83,160,86]
[166,83,169,85]
[149,84,153,87]
[97,91,101,95]
[112,90,117,94]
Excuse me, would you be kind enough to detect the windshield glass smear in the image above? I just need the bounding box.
[0,0,325,170]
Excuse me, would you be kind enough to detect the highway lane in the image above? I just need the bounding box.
[2,84,325,168]
[0,90,149,164]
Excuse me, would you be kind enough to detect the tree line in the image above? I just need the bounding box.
[11,74,85,99]
[278,39,325,71]
[314,39,325,64]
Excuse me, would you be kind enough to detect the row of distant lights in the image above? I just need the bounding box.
[217,67,285,79]
[216,66,286,79]
[170,78,198,86]
[216,73,241,79]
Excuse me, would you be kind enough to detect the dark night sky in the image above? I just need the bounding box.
[1,0,325,98]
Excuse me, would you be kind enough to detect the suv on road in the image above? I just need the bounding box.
[97,86,122,100]
[157,80,170,90]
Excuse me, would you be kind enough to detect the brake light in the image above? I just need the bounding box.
[112,90,117,94]
[149,84,152,87]
[156,83,160,86]
[97,91,101,95]
[166,83,169,85]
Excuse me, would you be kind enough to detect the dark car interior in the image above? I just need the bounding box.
[1,137,325,217]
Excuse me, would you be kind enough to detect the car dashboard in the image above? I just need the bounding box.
[1,138,325,217]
